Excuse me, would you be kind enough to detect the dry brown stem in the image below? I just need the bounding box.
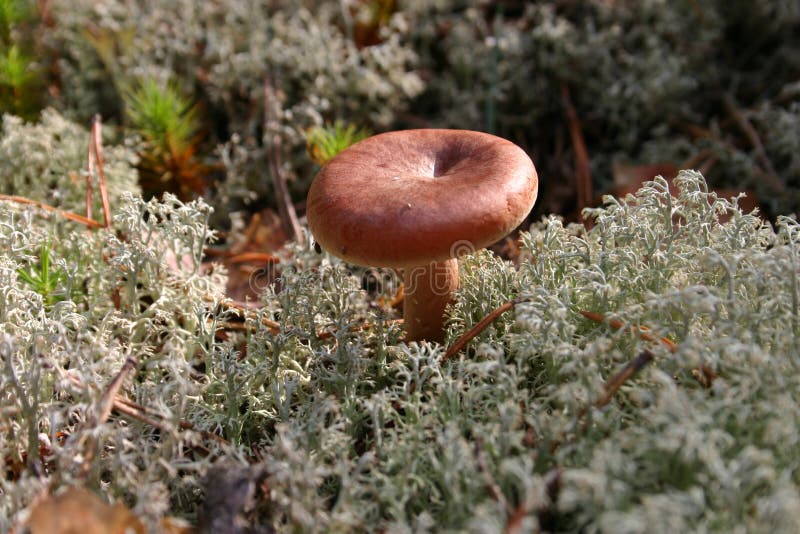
[443,297,524,361]
[78,356,138,479]
[0,194,103,228]
[595,350,655,408]
[723,93,785,194]
[90,115,112,228]
[561,82,592,221]
[264,76,304,245]
[579,310,677,352]
[1,115,112,229]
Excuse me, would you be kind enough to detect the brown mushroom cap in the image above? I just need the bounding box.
[306,129,538,268]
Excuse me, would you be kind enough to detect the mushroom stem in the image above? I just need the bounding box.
[402,258,459,342]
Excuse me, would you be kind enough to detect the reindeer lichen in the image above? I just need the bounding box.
[2,171,799,531]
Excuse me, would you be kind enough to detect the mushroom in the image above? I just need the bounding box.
[306,129,538,342]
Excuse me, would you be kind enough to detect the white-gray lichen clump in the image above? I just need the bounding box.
[2,169,799,531]
[0,109,140,212]
[49,0,424,210]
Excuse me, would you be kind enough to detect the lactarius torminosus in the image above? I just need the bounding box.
[306,129,538,342]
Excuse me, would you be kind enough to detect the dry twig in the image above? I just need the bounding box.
[264,76,304,245]
[1,115,112,229]
[214,298,281,334]
[561,82,593,220]
[226,251,281,264]
[203,248,281,265]
[112,396,229,448]
[94,356,138,426]
[0,194,103,228]
[443,297,525,361]
[316,319,403,341]
[68,368,231,460]
[723,93,785,194]
[214,296,403,340]
[78,356,138,478]
[571,350,654,439]
[579,310,677,352]
[595,350,655,408]
[89,115,112,228]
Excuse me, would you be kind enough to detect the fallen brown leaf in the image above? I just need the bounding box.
[25,487,145,534]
